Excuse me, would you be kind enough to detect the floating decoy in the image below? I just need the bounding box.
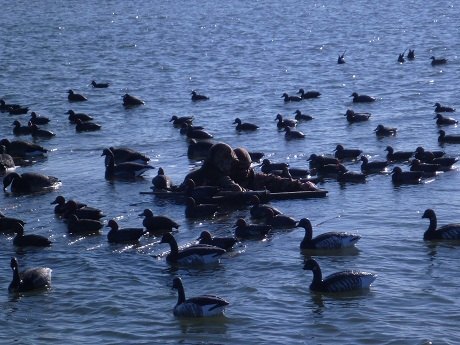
[67,214,103,235]
[265,209,297,229]
[0,213,25,234]
[13,224,52,247]
[66,110,93,123]
[12,120,32,136]
[374,124,397,137]
[233,218,272,240]
[30,124,56,138]
[281,93,302,102]
[0,139,47,158]
[67,89,87,102]
[385,146,413,162]
[430,56,447,66]
[170,115,194,126]
[391,166,422,184]
[414,147,445,162]
[3,172,60,193]
[104,147,150,165]
[350,92,375,103]
[191,90,209,101]
[122,93,144,106]
[102,148,154,179]
[160,232,225,265]
[360,156,388,174]
[91,80,109,88]
[29,112,50,125]
[63,200,105,220]
[334,144,362,160]
[185,197,218,218]
[397,51,405,63]
[51,195,87,215]
[422,208,460,241]
[275,113,297,129]
[180,123,213,139]
[426,156,458,169]
[297,88,321,99]
[0,145,15,172]
[285,126,305,140]
[344,109,371,123]
[293,109,313,121]
[407,49,415,60]
[171,277,229,317]
[184,179,220,204]
[75,119,101,132]
[187,139,213,160]
[410,159,441,175]
[249,195,282,219]
[297,218,360,250]
[434,102,455,113]
[315,163,345,178]
[337,51,346,64]
[303,258,376,293]
[337,165,366,183]
[197,230,237,251]
[438,130,460,144]
[233,118,259,131]
[8,257,52,293]
[434,113,458,125]
[106,219,145,244]
[307,154,339,169]
[151,167,173,190]
[139,208,179,236]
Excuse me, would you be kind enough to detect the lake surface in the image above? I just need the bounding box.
[1,0,459,344]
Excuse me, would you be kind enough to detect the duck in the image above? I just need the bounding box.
[8,106,29,115]
[50,195,87,215]
[422,208,460,241]
[385,145,413,162]
[30,124,56,138]
[410,159,441,176]
[414,146,445,162]
[307,154,339,169]
[337,51,346,64]
[160,232,226,265]
[102,148,154,179]
[91,80,109,88]
[66,110,93,123]
[397,52,405,63]
[75,118,101,132]
[293,109,313,121]
[0,99,22,112]
[297,88,321,99]
[171,277,229,317]
[334,144,362,160]
[0,145,15,172]
[191,90,209,101]
[434,103,455,113]
[8,257,52,293]
[185,197,218,218]
[106,219,145,243]
[265,209,297,229]
[233,218,272,240]
[281,93,302,102]
[434,113,458,125]
[303,258,376,293]
[278,166,311,179]
[104,147,150,165]
[12,120,32,136]
[184,179,220,204]
[350,92,376,103]
[197,230,237,251]
[187,139,213,160]
[180,123,213,139]
[151,167,173,190]
[314,162,345,178]
[438,130,460,144]
[391,166,422,184]
[170,115,194,126]
[63,200,105,220]
[0,139,47,158]
[374,124,397,137]
[122,93,144,106]
[0,213,25,234]
[360,156,388,174]
[297,218,360,250]
[67,214,103,235]
[249,195,282,219]
[260,159,289,174]
[138,208,179,236]
[29,112,50,125]
[285,126,305,140]
[425,156,458,169]
[233,118,259,131]
[275,113,297,129]
[13,224,52,247]
[344,109,371,123]
[431,56,447,66]
[67,89,87,102]
[3,172,60,193]
[336,166,366,183]
[407,49,415,60]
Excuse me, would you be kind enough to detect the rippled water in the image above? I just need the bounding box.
[1,0,459,344]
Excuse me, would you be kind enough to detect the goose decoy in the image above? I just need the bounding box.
[414,146,445,162]
[191,90,209,101]
[185,197,218,218]
[233,218,272,240]
[438,130,460,144]
[138,208,179,236]
[8,106,29,115]
[67,214,103,235]
[391,166,422,184]
[337,51,346,64]
[344,109,371,123]
[434,113,458,125]
[75,118,101,132]
[104,147,150,165]
[297,218,360,250]
[170,115,194,126]
[30,124,56,138]
[293,109,313,121]
[160,232,226,265]
[385,146,413,162]
[0,145,15,172]
[285,126,305,140]
[122,93,144,106]
[265,209,297,229]
[434,103,455,113]
[197,230,237,251]
[430,56,447,66]
[184,179,220,204]
[180,123,213,139]
[397,51,405,63]
[29,112,50,125]
[0,139,47,158]
[336,166,366,183]
[51,195,87,215]
[410,159,441,175]
[407,49,415,60]
[67,89,87,102]
[350,92,376,103]
[13,224,52,247]
[106,219,145,244]
[334,144,362,160]
[3,172,60,193]
[171,277,229,317]
[102,148,154,179]
[297,88,321,99]
[275,113,297,129]
[63,200,105,220]
[12,120,32,136]
[187,139,213,159]
[249,195,282,219]
[9,257,52,293]
[66,110,93,123]
[374,124,397,137]
[281,93,302,102]
[307,154,339,169]
[233,118,259,131]
[0,213,25,234]
[151,167,173,190]
[91,80,109,88]
[303,258,376,293]
[422,208,460,241]
[360,156,388,174]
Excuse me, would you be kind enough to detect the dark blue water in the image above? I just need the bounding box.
[1,1,459,344]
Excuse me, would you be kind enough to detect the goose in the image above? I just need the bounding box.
[160,232,225,265]
[293,110,314,121]
[422,208,460,241]
[434,103,455,113]
[0,145,15,172]
[91,80,109,88]
[334,144,362,160]
[297,218,360,250]
[249,195,282,219]
[170,115,194,126]
[297,88,321,99]
[0,138,47,158]
[430,56,447,66]
[67,89,87,102]
[374,124,397,137]
[66,110,93,123]
[303,258,376,293]
[360,156,388,174]
[385,146,413,162]
[391,166,422,184]
[9,257,52,293]
[344,109,371,123]
[434,113,458,125]
[67,214,103,235]
[106,219,145,243]
[191,90,209,101]
[102,148,154,179]
[151,167,173,190]
[75,119,101,132]
[122,93,144,106]
[13,224,52,247]
[438,130,460,144]
[0,214,25,235]
[197,230,237,251]
[275,113,297,128]
[233,218,272,239]
[185,197,218,218]
[138,208,179,236]
[29,112,50,125]
[350,92,376,103]
[3,172,60,193]
[233,118,259,131]
[172,277,229,317]
[281,93,302,102]
[51,195,87,215]
[104,147,150,165]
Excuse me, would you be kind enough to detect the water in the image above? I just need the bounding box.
[0,0,459,344]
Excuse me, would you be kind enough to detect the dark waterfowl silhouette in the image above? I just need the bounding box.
[407,49,415,60]
[3,172,60,193]
[91,80,109,88]
[426,156,458,169]
[197,230,237,251]
[422,208,460,241]
[67,214,103,235]
[249,195,282,219]
[0,99,22,113]
[67,89,87,102]
[275,113,297,129]
[285,126,305,140]
[337,165,366,183]
[184,179,220,204]
[67,110,93,123]
[434,102,455,113]
[391,166,422,184]
[337,51,346,64]
[75,119,101,132]
[185,197,218,218]
[265,209,297,229]
[139,208,179,236]
[30,124,55,138]
[233,118,259,131]
[414,147,445,162]
[181,123,213,139]
[13,224,52,247]
[297,88,321,99]
[438,130,460,144]
[385,146,413,162]
[293,109,313,121]
[0,214,25,235]
[434,113,458,126]
[344,109,371,123]
[397,51,405,63]
[104,147,150,165]
[374,124,397,137]
[12,120,32,136]
[350,92,375,103]
[187,139,214,160]
[334,144,362,160]
[360,156,388,174]
[151,167,173,190]
[29,112,50,125]
[9,257,52,293]
[430,56,447,66]
[0,145,15,172]
[233,218,272,240]
[102,148,154,179]
[191,90,209,101]
[123,93,144,106]
[307,154,339,169]
[8,106,29,115]
[281,93,302,102]
[170,115,194,126]
[51,195,87,215]
[106,219,145,244]
[410,159,441,175]
[63,200,105,220]
[0,139,47,158]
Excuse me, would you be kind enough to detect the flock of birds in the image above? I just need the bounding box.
[1,48,459,318]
